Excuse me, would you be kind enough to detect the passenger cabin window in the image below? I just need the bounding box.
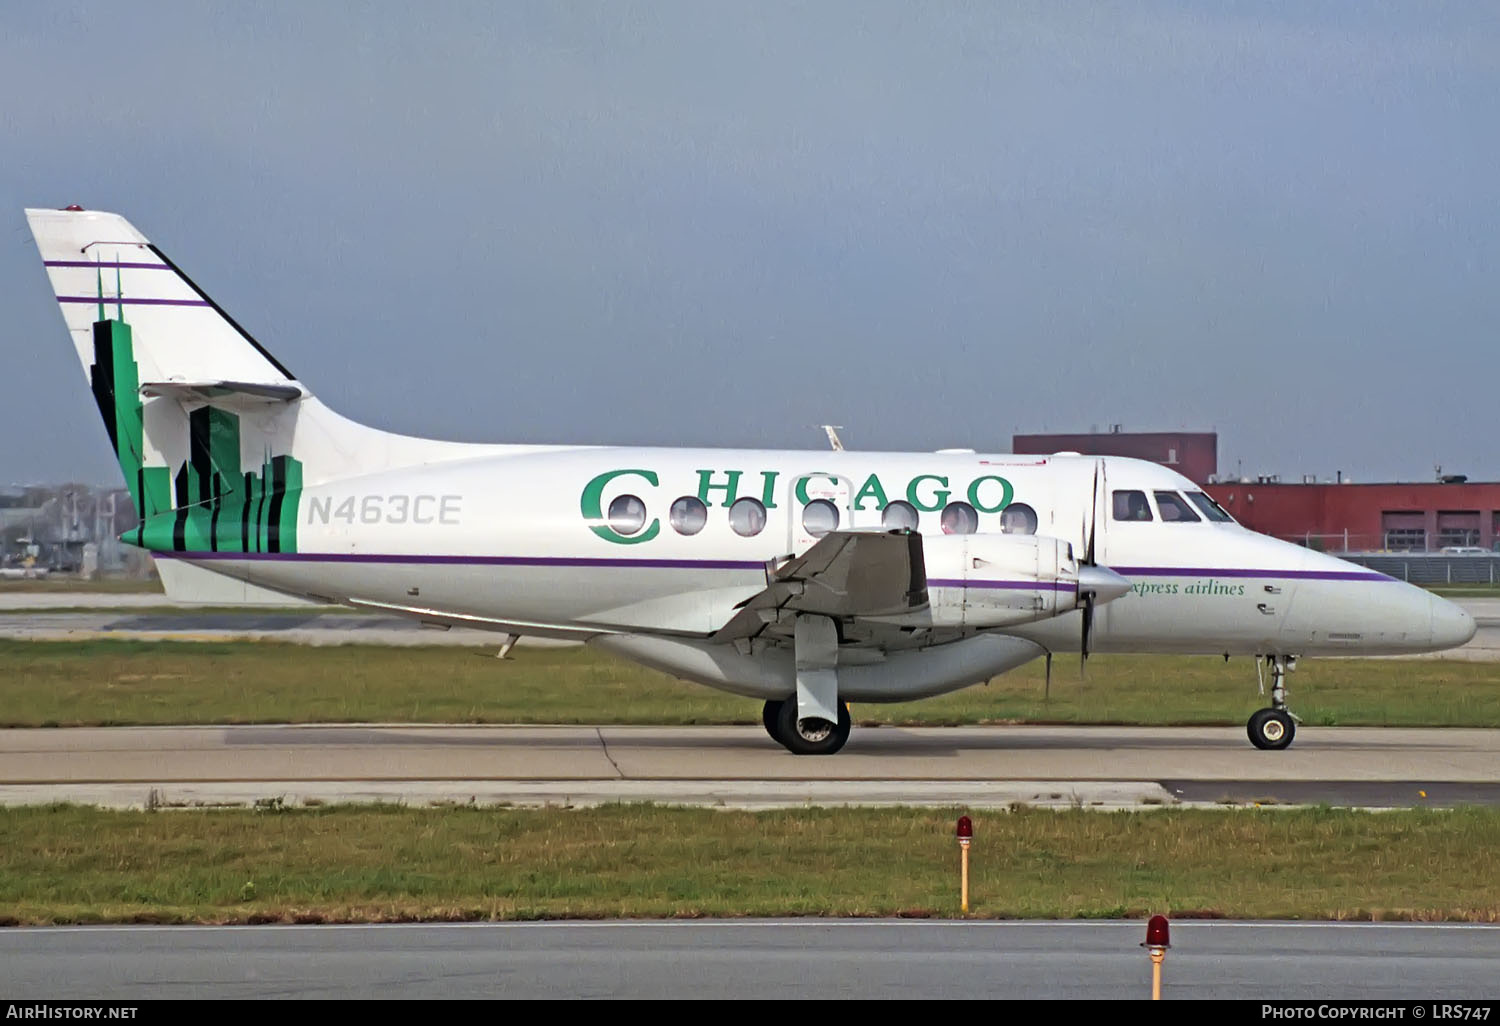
[669,496,708,536]
[802,499,840,538]
[882,500,919,531]
[608,494,648,536]
[940,501,979,535]
[728,497,767,537]
[1154,491,1202,523]
[1185,491,1233,523]
[1112,490,1153,522]
[999,502,1038,535]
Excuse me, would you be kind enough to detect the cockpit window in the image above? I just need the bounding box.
[1185,491,1234,523]
[1112,490,1153,522]
[1154,491,1202,523]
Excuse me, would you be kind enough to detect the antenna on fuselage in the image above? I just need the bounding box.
[819,425,846,452]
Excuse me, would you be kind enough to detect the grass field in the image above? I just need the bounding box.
[1,639,1497,728]
[2,804,1496,925]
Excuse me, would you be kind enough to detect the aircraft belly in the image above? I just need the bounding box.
[591,632,1046,702]
[182,557,763,634]
[578,582,764,633]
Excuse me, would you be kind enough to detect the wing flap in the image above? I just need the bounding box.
[712,529,927,642]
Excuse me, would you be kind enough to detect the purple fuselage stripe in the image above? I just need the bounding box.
[162,553,1063,589]
[154,551,766,571]
[57,296,210,307]
[45,260,171,270]
[154,552,1393,583]
[1110,566,1391,582]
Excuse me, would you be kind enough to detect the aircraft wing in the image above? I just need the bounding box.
[712,529,928,642]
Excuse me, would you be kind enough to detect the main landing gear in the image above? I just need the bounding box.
[761,698,852,756]
[759,614,853,755]
[1247,654,1298,751]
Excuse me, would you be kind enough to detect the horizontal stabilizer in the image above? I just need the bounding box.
[155,557,324,605]
[140,380,305,407]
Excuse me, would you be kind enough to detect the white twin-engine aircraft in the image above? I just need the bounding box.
[27,207,1476,755]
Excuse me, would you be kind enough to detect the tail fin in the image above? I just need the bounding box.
[27,206,511,558]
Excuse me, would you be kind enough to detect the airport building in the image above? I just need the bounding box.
[0,484,142,576]
[1013,429,1500,554]
[1205,479,1500,554]
[1014,428,1217,486]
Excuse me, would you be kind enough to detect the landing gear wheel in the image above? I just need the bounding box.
[1247,707,1295,751]
[762,700,787,747]
[776,698,852,756]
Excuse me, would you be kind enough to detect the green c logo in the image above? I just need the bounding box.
[580,469,661,545]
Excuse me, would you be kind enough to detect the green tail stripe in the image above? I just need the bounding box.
[273,456,301,553]
[87,308,304,556]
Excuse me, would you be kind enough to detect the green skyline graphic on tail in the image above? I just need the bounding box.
[85,270,302,554]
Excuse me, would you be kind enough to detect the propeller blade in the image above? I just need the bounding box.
[1079,461,1103,678]
[1085,462,1099,566]
[1080,594,1094,675]
[1044,651,1052,701]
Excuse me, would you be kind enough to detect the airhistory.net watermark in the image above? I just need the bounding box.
[5,1006,137,1020]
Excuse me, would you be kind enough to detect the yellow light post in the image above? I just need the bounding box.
[955,815,973,913]
[1142,915,1171,999]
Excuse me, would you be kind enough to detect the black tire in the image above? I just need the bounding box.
[1247,707,1295,750]
[762,700,787,747]
[776,698,852,756]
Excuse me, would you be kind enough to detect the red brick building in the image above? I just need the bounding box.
[1011,429,1500,552]
[1201,480,1500,553]
[1014,430,1217,486]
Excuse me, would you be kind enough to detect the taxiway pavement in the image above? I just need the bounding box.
[2,723,1497,810]
[3,921,1497,999]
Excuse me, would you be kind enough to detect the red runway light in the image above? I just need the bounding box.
[1144,914,1170,949]
[955,815,972,839]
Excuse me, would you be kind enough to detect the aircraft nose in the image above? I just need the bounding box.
[1430,594,1477,650]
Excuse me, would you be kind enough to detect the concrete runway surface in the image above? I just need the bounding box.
[2,921,1497,999]
[3,724,1498,810]
[2,593,1498,656]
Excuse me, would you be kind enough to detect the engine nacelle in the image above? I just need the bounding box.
[920,533,1084,629]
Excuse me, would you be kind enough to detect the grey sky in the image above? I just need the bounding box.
[2,1,1496,487]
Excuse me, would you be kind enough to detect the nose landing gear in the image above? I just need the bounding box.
[1247,654,1298,750]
